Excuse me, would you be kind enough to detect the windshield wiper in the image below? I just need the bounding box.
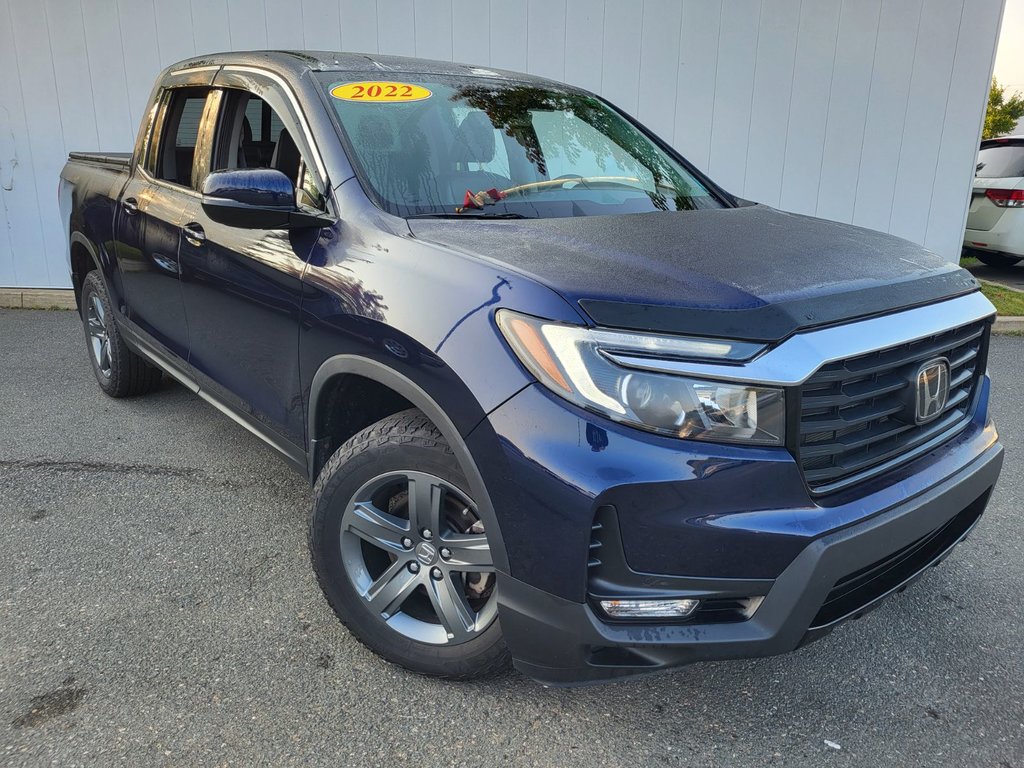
[406,212,533,220]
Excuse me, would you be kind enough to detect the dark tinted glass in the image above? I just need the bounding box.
[154,87,210,187]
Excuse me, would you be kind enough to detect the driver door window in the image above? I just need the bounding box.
[211,90,325,210]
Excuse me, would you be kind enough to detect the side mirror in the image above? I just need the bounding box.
[201,168,332,229]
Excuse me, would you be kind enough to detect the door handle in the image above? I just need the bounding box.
[182,222,206,247]
[122,197,139,216]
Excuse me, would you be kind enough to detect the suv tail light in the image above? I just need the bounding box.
[985,188,1024,207]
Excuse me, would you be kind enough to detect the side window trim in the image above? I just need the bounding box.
[193,89,223,190]
[142,90,171,176]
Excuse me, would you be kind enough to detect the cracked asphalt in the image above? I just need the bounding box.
[1,308,1022,767]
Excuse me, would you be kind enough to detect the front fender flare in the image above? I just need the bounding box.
[307,355,510,575]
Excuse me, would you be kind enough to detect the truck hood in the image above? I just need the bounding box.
[407,204,978,342]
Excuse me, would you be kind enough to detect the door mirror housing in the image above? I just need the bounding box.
[201,168,333,229]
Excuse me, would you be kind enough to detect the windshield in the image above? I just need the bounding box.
[316,73,724,219]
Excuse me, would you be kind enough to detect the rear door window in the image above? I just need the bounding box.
[150,87,213,187]
[976,144,1024,179]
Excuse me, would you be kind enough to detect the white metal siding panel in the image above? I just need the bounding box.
[851,0,924,233]
[889,0,965,245]
[263,0,305,50]
[489,1,528,72]
[81,0,135,151]
[675,0,721,172]
[190,0,232,60]
[8,0,65,286]
[563,0,603,93]
[925,0,1006,255]
[339,0,378,53]
[778,0,842,215]
[227,0,270,50]
[0,0,1005,288]
[415,0,453,61]
[636,0,682,142]
[527,0,567,83]
[742,0,801,207]
[379,0,416,58]
[154,0,200,68]
[600,1,643,117]
[117,0,163,129]
[815,0,882,223]
[451,3,488,65]
[302,0,342,50]
[707,0,761,191]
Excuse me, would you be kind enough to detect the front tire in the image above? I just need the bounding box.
[80,271,162,397]
[309,409,509,679]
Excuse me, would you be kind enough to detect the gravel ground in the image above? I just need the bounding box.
[1,308,1022,768]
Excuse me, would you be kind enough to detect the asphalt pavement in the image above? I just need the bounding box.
[966,261,1024,293]
[1,308,1022,767]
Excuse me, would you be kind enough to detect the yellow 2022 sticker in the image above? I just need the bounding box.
[331,82,432,103]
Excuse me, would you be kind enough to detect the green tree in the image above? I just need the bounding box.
[983,78,1024,139]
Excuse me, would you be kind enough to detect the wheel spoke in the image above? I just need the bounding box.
[426,572,476,642]
[87,316,105,337]
[441,533,494,571]
[364,559,419,618]
[91,295,105,324]
[346,501,409,553]
[407,474,443,537]
[100,339,111,370]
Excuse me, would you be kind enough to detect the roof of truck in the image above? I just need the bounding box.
[166,50,561,87]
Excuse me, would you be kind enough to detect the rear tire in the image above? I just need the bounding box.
[80,271,162,397]
[976,252,1022,268]
[309,409,510,679]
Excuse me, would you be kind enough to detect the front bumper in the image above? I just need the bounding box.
[496,439,1002,685]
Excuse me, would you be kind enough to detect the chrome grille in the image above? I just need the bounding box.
[797,319,989,493]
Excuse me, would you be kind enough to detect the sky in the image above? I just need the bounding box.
[994,0,1024,93]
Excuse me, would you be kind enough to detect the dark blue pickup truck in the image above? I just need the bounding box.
[59,51,1003,685]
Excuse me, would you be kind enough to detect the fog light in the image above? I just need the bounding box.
[599,598,700,619]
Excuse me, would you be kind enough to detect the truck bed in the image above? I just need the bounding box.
[67,151,132,168]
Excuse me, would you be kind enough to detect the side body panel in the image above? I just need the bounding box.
[117,174,192,361]
[178,209,319,445]
[59,158,129,311]
[300,179,585,572]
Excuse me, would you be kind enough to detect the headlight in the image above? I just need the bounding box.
[496,310,786,446]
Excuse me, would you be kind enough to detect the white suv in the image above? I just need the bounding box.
[963,136,1024,267]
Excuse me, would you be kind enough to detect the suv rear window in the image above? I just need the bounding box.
[976,143,1024,178]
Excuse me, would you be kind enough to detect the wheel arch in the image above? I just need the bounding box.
[307,355,510,575]
[69,232,102,312]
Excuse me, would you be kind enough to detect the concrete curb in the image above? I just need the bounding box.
[994,316,1024,334]
[0,288,77,310]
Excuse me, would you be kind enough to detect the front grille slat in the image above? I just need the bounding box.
[796,319,989,493]
[799,399,907,435]
[807,326,985,383]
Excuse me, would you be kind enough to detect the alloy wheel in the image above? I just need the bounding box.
[339,471,497,645]
[86,294,112,378]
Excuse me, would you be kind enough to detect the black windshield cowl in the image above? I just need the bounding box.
[405,212,534,220]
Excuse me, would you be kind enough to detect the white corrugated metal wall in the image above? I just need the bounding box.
[0,0,1005,288]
